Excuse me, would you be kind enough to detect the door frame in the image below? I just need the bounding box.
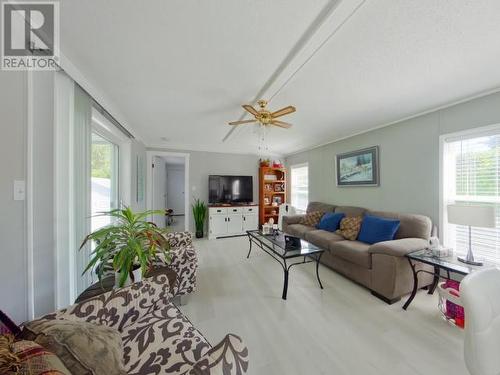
[146,151,190,232]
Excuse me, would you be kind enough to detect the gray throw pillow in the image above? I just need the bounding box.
[21,319,126,375]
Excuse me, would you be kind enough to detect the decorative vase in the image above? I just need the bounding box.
[114,266,142,288]
[195,229,204,238]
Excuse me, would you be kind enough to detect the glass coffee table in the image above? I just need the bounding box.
[246,230,325,300]
[403,249,494,310]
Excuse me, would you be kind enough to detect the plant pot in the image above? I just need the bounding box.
[114,266,142,288]
[195,229,204,238]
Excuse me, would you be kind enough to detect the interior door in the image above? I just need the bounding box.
[166,167,185,215]
[227,214,243,234]
[151,156,166,227]
[210,215,227,237]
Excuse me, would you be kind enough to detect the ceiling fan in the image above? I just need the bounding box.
[228,100,296,129]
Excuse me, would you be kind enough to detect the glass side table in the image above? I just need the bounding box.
[403,249,494,310]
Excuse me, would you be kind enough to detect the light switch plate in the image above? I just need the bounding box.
[14,180,25,201]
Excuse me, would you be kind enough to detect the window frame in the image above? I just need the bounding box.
[439,123,500,260]
[290,162,309,213]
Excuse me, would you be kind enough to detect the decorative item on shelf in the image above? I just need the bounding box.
[264,174,277,181]
[264,183,273,192]
[259,158,271,167]
[272,196,282,205]
[268,217,275,225]
[272,201,278,207]
[271,210,277,215]
[80,207,171,288]
[336,146,379,186]
[264,196,270,205]
[272,160,284,168]
[192,198,207,238]
[447,204,496,266]
[274,183,283,192]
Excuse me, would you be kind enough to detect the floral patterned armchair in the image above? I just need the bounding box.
[35,272,249,375]
[158,231,198,298]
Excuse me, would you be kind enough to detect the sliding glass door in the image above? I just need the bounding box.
[91,132,119,232]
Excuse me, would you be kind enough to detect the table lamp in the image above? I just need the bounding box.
[447,204,496,266]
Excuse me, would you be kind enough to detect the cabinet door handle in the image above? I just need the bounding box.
[228,217,231,222]
[243,216,246,221]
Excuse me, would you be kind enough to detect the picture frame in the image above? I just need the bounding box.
[272,195,282,205]
[336,146,379,187]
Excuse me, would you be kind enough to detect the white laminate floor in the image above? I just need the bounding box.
[179,236,468,375]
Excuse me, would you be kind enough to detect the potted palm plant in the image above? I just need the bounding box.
[81,207,171,288]
[192,198,207,238]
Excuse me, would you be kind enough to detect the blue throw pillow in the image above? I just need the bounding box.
[358,215,400,244]
[317,212,345,232]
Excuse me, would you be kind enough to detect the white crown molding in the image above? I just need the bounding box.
[284,86,500,158]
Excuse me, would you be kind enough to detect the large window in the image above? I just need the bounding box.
[291,163,309,212]
[442,127,500,263]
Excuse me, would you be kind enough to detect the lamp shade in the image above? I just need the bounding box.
[447,204,496,228]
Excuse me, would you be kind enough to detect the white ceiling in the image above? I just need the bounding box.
[59,0,500,156]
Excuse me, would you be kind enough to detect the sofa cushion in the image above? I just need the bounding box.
[10,340,71,375]
[334,206,366,217]
[285,224,316,238]
[329,240,372,269]
[335,216,363,240]
[21,319,126,375]
[305,230,344,249]
[317,212,345,232]
[367,210,432,240]
[307,202,336,214]
[299,211,324,227]
[358,215,400,244]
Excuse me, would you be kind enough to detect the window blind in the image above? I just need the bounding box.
[443,132,500,263]
[291,164,309,212]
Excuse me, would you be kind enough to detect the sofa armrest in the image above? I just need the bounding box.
[189,334,249,375]
[41,273,172,331]
[166,231,193,247]
[368,238,429,257]
[282,214,305,226]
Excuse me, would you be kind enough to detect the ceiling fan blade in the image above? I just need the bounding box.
[271,105,296,119]
[228,119,257,126]
[242,105,259,117]
[271,120,292,129]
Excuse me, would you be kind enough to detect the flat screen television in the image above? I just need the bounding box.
[209,175,253,204]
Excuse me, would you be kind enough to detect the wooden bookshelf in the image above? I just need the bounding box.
[259,166,286,226]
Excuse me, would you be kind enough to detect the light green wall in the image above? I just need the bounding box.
[285,91,500,226]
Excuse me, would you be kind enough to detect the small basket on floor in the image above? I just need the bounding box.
[437,280,465,329]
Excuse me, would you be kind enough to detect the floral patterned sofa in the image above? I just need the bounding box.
[31,272,249,374]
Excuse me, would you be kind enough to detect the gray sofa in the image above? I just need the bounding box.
[283,202,434,303]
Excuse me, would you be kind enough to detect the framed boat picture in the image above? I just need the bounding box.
[336,146,379,186]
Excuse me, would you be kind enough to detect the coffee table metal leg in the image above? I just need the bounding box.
[282,268,289,300]
[246,236,253,259]
[403,259,418,310]
[427,265,440,295]
[316,253,324,289]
